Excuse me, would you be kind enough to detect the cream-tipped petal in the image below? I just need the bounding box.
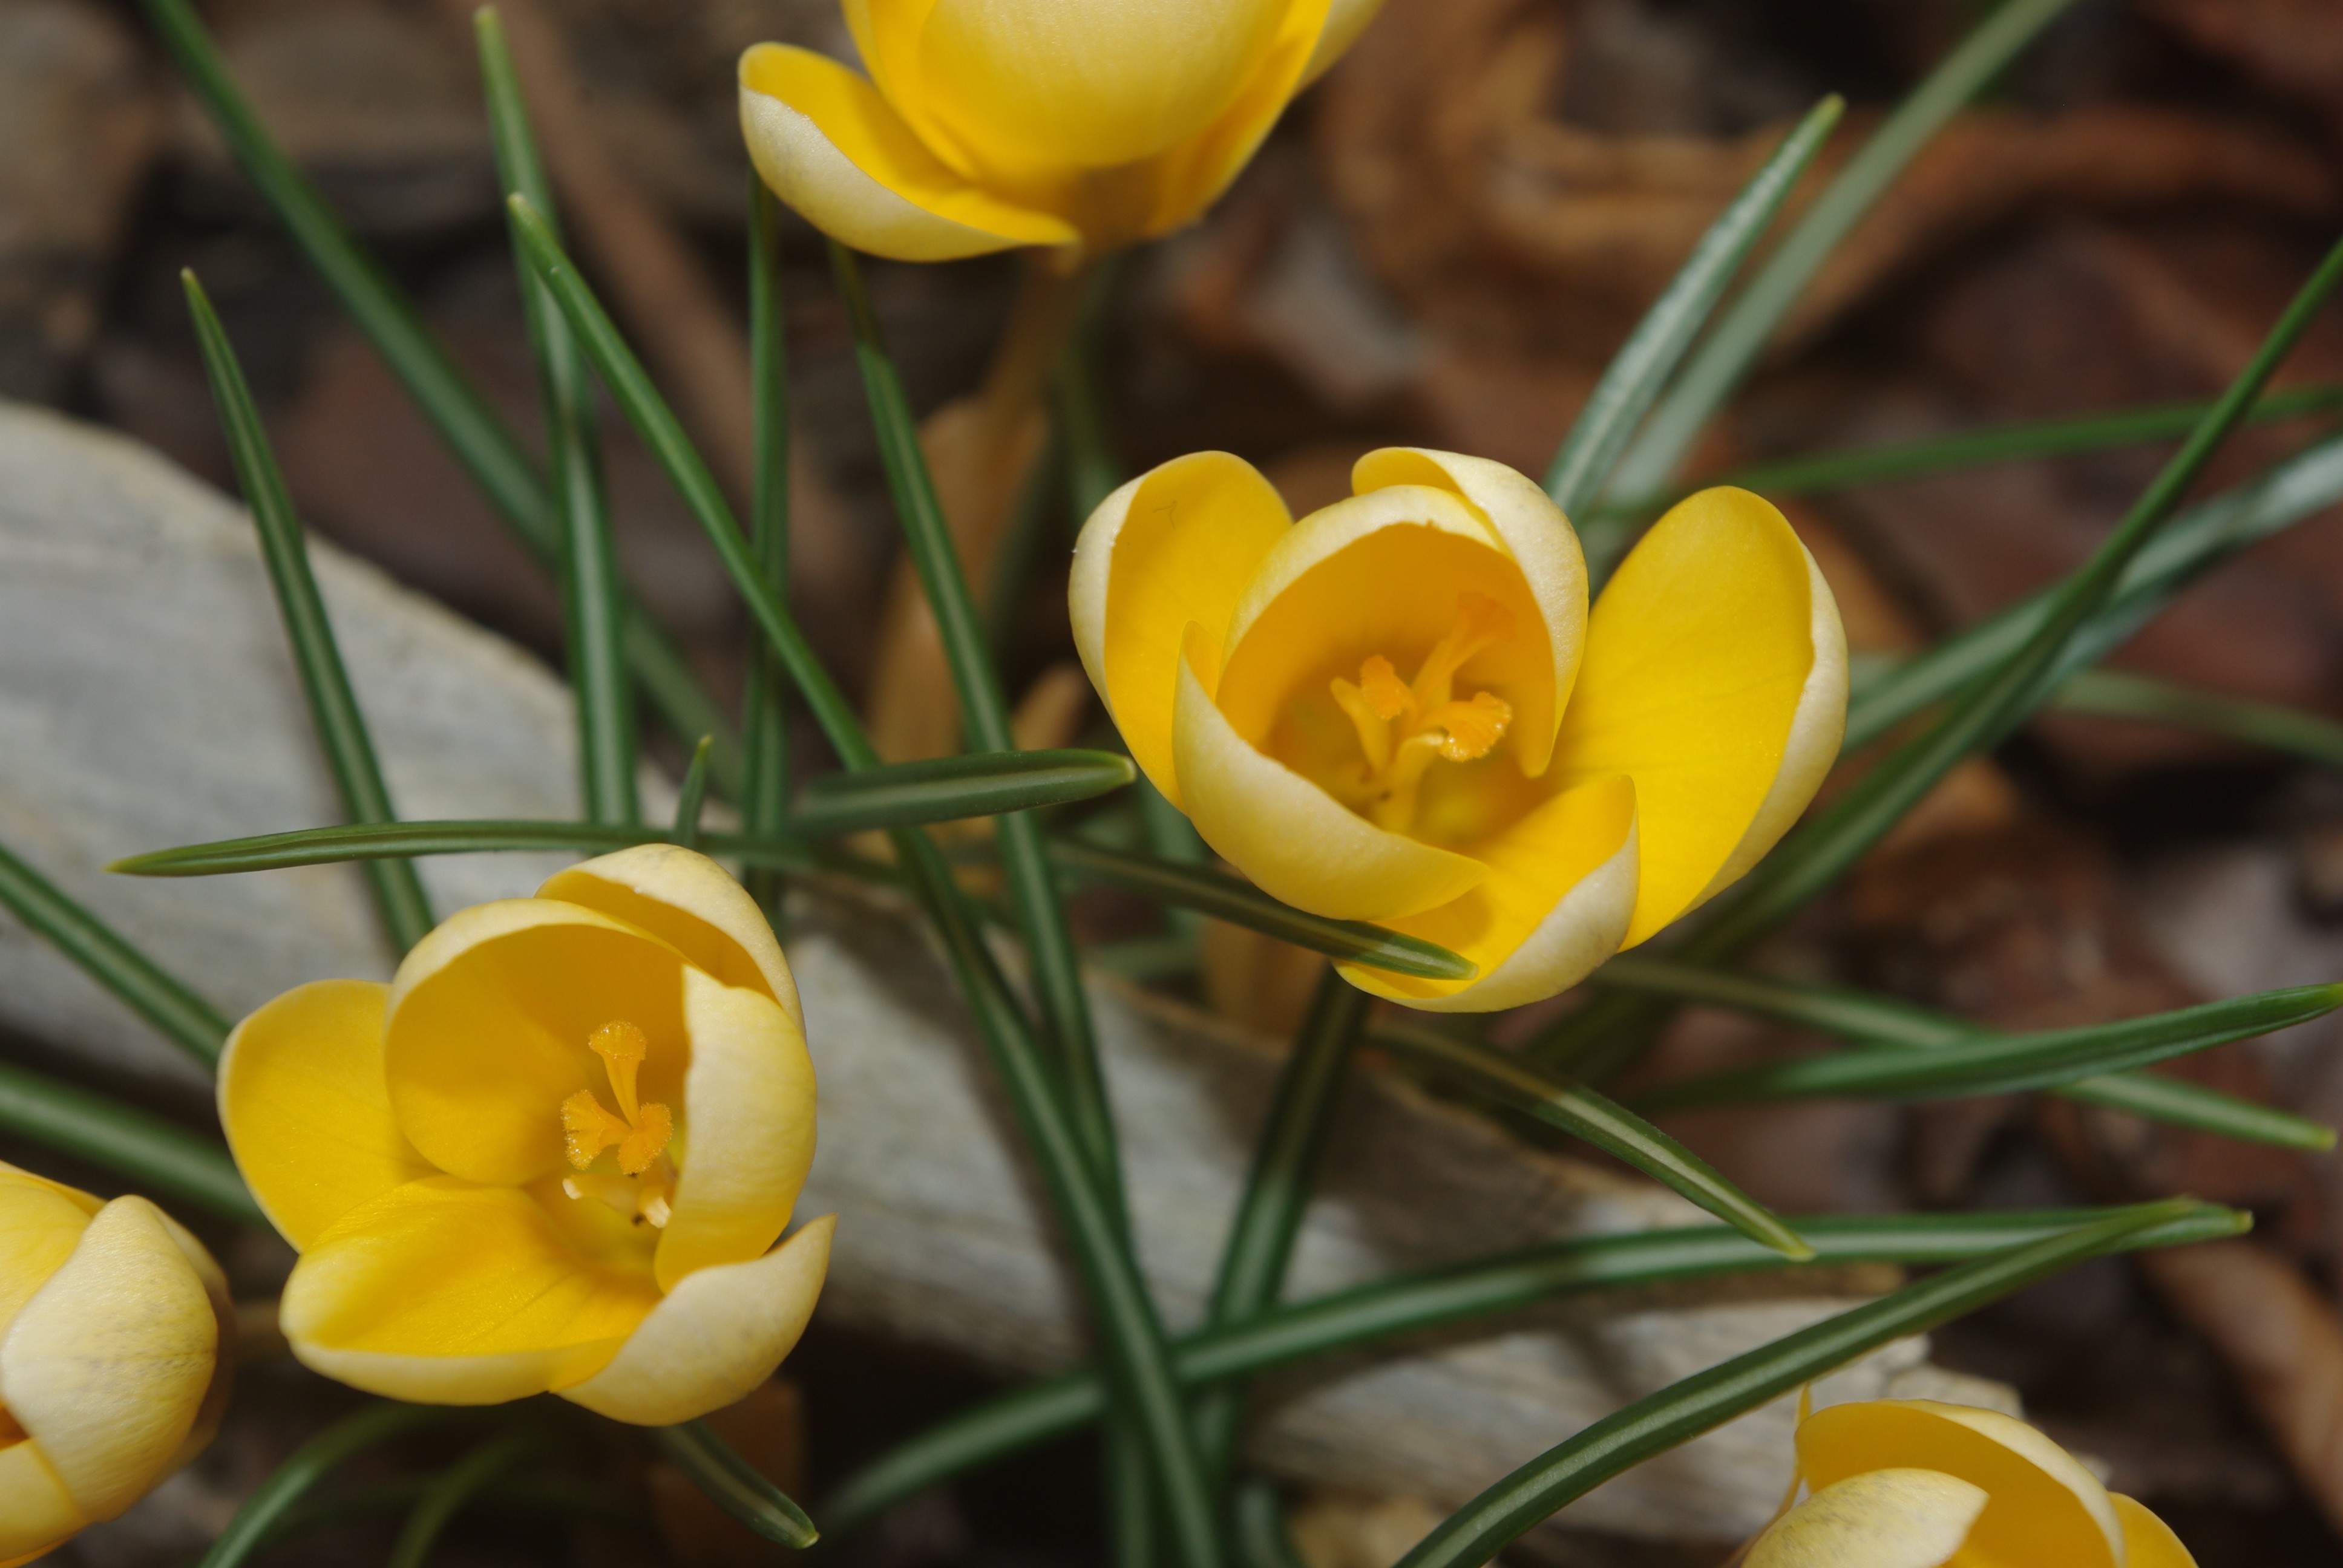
[1744,1468,1987,1568]
[1797,1400,2125,1568]
[1693,535,1847,903]
[654,970,816,1292]
[539,844,804,1032]
[1351,448,1588,774]
[563,1217,833,1425]
[739,44,1075,261]
[0,1198,219,1521]
[0,1442,83,1564]
[1173,629,1484,921]
[1346,777,1637,1011]
[2115,1494,2200,1567]
[218,979,432,1251]
[281,1178,657,1406]
[1070,451,1292,809]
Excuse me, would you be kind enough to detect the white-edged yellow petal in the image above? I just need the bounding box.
[739,44,1075,261]
[1222,483,1499,653]
[1346,776,1637,1011]
[563,1216,833,1426]
[539,844,804,1032]
[0,1197,220,1521]
[2115,1494,2199,1567]
[1797,1400,2125,1568]
[0,1441,83,1564]
[218,979,432,1251]
[1351,448,1588,774]
[0,1174,96,1336]
[1744,1468,1987,1568]
[1174,627,1484,921]
[655,969,817,1292]
[281,1178,657,1406]
[1070,451,1292,809]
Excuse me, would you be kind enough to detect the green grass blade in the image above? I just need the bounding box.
[1553,95,1842,551]
[2052,667,2343,768]
[385,1428,547,1568]
[263,1476,653,1550]
[112,820,836,880]
[1603,380,2343,519]
[745,175,793,909]
[672,734,717,848]
[477,9,637,826]
[796,750,1135,834]
[1602,0,2083,514]
[136,0,739,791]
[649,1422,819,1548]
[182,271,434,955]
[1048,840,1473,979]
[1389,1201,2202,1568]
[1637,983,2343,1109]
[1374,1022,1810,1259]
[1596,954,2335,1149]
[1233,1480,1307,1568]
[0,1059,260,1224]
[819,1201,2242,1535]
[198,1403,457,1568]
[1193,976,1372,1486]
[0,840,229,1063]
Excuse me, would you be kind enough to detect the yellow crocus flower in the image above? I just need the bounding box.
[1746,1399,2197,1567]
[738,0,1385,260]
[217,846,831,1423]
[1069,449,1846,1010]
[0,1166,231,1566]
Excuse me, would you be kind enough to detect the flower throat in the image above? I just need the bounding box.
[1328,592,1514,835]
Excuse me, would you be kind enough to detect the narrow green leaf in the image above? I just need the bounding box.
[1049,840,1472,980]
[386,1427,548,1568]
[477,9,637,826]
[1389,1202,2199,1568]
[0,1059,259,1224]
[649,1422,819,1549]
[1637,983,2343,1110]
[182,270,435,955]
[819,1201,2242,1535]
[745,174,793,910]
[264,1475,654,1549]
[1553,94,1842,550]
[1193,975,1372,1488]
[0,840,229,1063]
[673,734,717,848]
[1602,0,2084,512]
[1233,1480,1308,1568]
[200,1403,457,1568]
[2053,667,2343,768]
[1596,953,2335,1149]
[133,0,741,794]
[1374,1022,1810,1259]
[796,750,1136,834]
[111,820,837,881]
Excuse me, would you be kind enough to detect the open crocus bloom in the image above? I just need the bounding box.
[1069,448,1846,1011]
[739,0,1384,260]
[1746,1399,2197,1567]
[218,845,830,1423]
[0,1166,231,1566]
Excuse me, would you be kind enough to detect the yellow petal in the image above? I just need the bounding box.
[281,1178,659,1405]
[739,44,1075,262]
[1744,1468,1987,1568]
[1797,1400,2124,1568]
[0,1172,96,1336]
[1069,451,1291,809]
[1175,626,1485,921]
[2115,1494,2198,1567]
[0,1441,83,1565]
[217,979,433,1250]
[564,1216,833,1426]
[1351,448,1588,775]
[0,1197,221,1521]
[1344,774,1636,1011]
[1550,487,1836,947]
[654,969,817,1292]
[385,900,691,1188]
[1128,0,1331,238]
[909,0,1295,172]
[1300,0,1386,85]
[538,844,805,1033]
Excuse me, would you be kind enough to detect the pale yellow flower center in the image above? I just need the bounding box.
[560,1020,677,1228]
[1328,593,1515,835]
